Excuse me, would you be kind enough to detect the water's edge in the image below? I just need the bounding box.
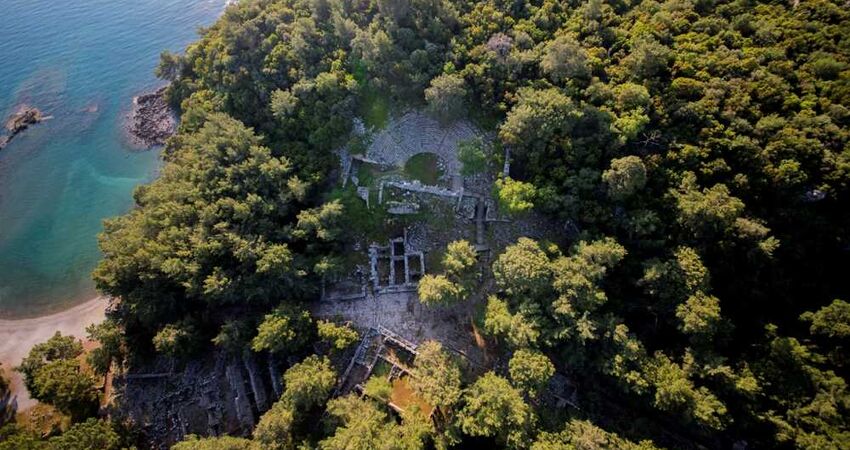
[0,0,227,318]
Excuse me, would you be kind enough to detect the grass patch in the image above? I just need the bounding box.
[404,153,443,185]
[425,249,444,274]
[347,134,370,155]
[328,184,389,242]
[359,87,390,130]
[363,375,392,402]
[327,183,417,244]
[390,377,434,417]
[356,162,382,188]
[372,359,393,378]
[458,138,489,176]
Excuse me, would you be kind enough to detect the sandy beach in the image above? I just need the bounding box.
[0,296,108,411]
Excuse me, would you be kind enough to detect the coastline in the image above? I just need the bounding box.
[0,296,108,411]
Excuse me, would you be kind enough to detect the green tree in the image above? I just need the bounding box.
[492,238,551,298]
[0,365,11,427]
[801,299,850,339]
[648,353,728,431]
[174,435,258,450]
[499,88,582,156]
[253,401,296,450]
[418,274,464,306]
[483,296,541,348]
[321,395,388,450]
[419,240,480,307]
[613,83,651,112]
[457,372,535,449]
[155,50,183,82]
[458,138,488,176]
[495,177,536,215]
[508,349,555,398]
[363,376,392,403]
[281,355,336,410]
[30,359,99,422]
[270,89,299,120]
[15,333,99,422]
[758,326,850,448]
[252,306,313,354]
[317,320,359,351]
[409,341,462,409]
[676,292,723,339]
[94,112,337,351]
[602,156,647,200]
[85,321,125,376]
[671,172,745,238]
[540,35,590,82]
[17,332,82,394]
[548,238,626,343]
[212,320,253,355]
[320,395,430,450]
[620,37,671,80]
[532,419,661,450]
[0,426,43,450]
[152,321,197,358]
[425,73,467,121]
[640,246,709,305]
[46,419,122,450]
[443,240,478,280]
[294,200,344,242]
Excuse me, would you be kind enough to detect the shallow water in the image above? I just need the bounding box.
[0,0,227,318]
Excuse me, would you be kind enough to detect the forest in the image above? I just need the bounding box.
[2,0,849,448]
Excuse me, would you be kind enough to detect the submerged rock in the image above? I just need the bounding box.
[0,106,43,150]
[126,86,176,148]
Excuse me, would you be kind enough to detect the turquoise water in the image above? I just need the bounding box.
[0,0,227,318]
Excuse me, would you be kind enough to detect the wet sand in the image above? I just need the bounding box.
[0,296,107,410]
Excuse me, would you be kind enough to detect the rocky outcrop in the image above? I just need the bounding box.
[126,86,176,148]
[0,106,43,150]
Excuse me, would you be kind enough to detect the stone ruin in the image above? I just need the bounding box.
[369,232,425,293]
[336,326,419,397]
[113,351,283,448]
[335,326,443,422]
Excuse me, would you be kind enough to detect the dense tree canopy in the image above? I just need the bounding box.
[97,0,850,448]
[95,111,342,351]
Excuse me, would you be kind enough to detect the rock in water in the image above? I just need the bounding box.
[127,86,177,148]
[1,106,43,149]
[5,107,42,133]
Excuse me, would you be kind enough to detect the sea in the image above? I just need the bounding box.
[0,0,229,318]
